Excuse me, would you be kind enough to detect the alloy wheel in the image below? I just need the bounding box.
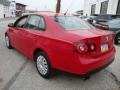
[36,55,48,75]
[5,36,10,47]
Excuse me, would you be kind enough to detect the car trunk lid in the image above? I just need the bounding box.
[67,29,114,57]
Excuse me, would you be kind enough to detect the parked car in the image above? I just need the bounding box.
[79,16,87,19]
[80,16,96,24]
[90,15,116,25]
[84,16,97,24]
[97,18,120,44]
[108,18,120,44]
[92,23,109,30]
[5,12,115,78]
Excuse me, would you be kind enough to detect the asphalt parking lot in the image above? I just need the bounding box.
[0,18,120,90]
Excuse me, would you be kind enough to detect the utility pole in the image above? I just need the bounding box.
[56,0,61,13]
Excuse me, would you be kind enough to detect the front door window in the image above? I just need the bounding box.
[15,16,28,28]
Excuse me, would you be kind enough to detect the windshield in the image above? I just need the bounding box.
[52,16,94,30]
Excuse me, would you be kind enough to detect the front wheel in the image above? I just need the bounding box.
[5,34,13,49]
[35,52,53,79]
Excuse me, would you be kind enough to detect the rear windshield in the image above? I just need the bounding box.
[52,16,94,30]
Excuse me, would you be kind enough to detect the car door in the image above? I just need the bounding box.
[18,15,46,58]
[8,15,29,50]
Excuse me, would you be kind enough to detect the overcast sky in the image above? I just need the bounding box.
[13,0,84,13]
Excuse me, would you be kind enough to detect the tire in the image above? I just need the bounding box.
[115,33,120,45]
[35,51,53,79]
[5,34,13,49]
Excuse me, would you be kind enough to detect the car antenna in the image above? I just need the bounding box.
[64,9,69,16]
[64,0,74,16]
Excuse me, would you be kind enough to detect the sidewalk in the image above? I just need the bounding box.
[0,17,18,22]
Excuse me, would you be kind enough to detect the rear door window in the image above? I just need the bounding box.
[25,15,41,30]
[25,15,46,30]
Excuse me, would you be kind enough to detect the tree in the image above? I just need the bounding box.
[56,0,61,13]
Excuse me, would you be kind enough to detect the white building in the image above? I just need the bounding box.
[0,4,4,18]
[9,1,16,17]
[84,0,120,16]
[4,4,11,18]
[0,0,16,18]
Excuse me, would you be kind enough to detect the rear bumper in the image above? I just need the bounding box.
[80,58,114,77]
[70,47,115,75]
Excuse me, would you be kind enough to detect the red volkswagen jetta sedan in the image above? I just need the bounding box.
[5,12,115,78]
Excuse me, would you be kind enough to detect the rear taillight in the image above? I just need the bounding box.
[89,43,96,51]
[76,43,88,54]
[74,42,96,54]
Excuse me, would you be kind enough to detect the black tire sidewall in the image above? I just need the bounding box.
[5,34,13,49]
[115,33,120,44]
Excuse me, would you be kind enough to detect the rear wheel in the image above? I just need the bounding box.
[115,33,120,44]
[35,51,53,79]
[5,34,13,49]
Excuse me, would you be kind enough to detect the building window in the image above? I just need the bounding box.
[100,0,108,15]
[91,4,96,15]
[117,0,120,15]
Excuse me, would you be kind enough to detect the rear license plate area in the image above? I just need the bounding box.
[101,44,108,53]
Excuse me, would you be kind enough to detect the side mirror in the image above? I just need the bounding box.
[8,23,14,27]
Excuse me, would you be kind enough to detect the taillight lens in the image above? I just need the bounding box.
[89,44,96,51]
[74,43,88,54]
[74,42,96,54]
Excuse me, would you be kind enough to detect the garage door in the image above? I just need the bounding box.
[100,1,108,15]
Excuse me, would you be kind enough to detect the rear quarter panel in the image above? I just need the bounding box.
[31,15,81,71]
[35,37,80,71]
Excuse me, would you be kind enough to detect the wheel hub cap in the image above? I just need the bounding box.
[5,36,9,47]
[37,55,48,75]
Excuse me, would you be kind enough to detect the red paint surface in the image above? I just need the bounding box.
[6,12,115,75]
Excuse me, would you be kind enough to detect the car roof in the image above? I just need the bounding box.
[29,11,71,17]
